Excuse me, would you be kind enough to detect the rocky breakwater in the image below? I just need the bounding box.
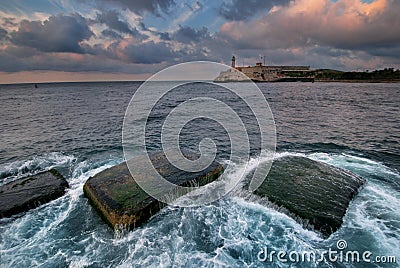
[83,151,224,230]
[0,169,69,218]
[254,156,365,238]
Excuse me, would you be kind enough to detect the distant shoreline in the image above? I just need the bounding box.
[218,79,400,84]
[1,79,400,86]
[315,79,400,83]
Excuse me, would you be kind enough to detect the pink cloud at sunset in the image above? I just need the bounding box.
[220,0,400,50]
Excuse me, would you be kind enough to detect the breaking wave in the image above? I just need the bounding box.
[0,151,399,267]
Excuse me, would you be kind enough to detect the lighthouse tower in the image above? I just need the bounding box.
[231,56,236,68]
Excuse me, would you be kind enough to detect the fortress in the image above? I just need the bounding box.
[214,56,315,82]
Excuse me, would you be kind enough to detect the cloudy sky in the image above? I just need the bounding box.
[0,0,399,83]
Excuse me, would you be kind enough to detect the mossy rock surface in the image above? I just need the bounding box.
[254,156,365,237]
[0,169,68,218]
[83,151,224,230]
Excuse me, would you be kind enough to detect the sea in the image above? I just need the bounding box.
[0,81,399,267]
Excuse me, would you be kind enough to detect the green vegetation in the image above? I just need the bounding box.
[314,68,400,82]
[275,68,400,82]
[110,183,148,208]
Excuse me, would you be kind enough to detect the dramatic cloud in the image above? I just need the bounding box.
[219,0,290,21]
[159,32,171,41]
[2,17,17,28]
[172,25,209,44]
[220,0,400,50]
[0,28,7,40]
[10,14,93,53]
[122,41,177,64]
[101,29,122,39]
[97,0,175,15]
[0,44,158,74]
[97,10,133,35]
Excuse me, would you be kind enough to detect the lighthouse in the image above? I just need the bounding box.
[231,56,236,68]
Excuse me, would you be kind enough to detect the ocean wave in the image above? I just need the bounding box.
[1,151,399,267]
[0,152,76,186]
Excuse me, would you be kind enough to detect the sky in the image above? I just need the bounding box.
[0,0,399,83]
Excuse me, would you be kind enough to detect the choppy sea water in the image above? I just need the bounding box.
[0,82,399,267]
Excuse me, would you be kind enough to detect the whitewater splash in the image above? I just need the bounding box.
[0,151,399,267]
[0,152,76,186]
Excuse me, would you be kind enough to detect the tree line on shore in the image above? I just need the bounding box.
[314,68,400,81]
[282,67,400,82]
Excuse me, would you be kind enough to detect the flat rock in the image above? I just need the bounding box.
[83,151,224,230]
[0,169,68,218]
[254,156,365,237]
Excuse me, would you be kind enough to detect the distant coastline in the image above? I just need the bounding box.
[214,56,400,83]
[314,79,400,83]
[1,68,400,86]
[312,68,400,83]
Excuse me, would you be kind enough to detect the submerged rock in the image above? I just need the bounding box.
[254,156,365,237]
[0,169,68,218]
[83,151,224,230]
